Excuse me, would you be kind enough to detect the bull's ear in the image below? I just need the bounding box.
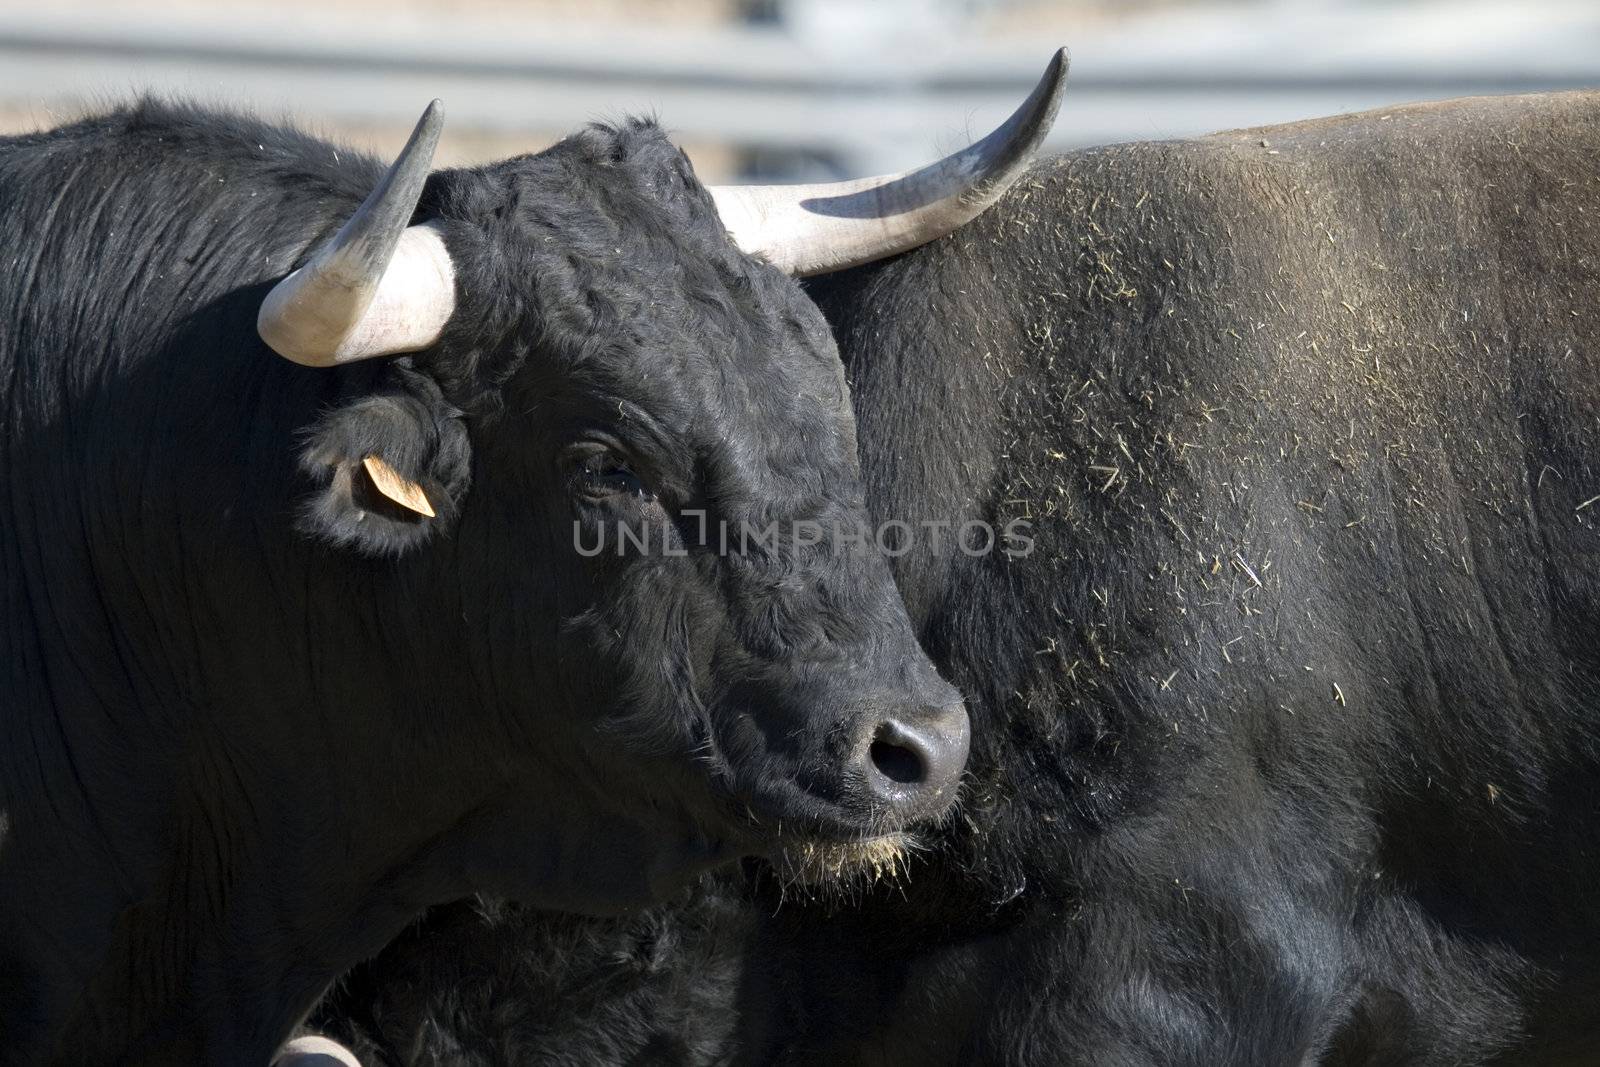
[298,375,471,555]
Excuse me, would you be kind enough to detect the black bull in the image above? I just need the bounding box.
[317,91,1600,1065]
[0,60,1087,1060]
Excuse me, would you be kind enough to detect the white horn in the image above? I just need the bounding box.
[270,1035,363,1067]
[709,48,1068,277]
[259,101,456,367]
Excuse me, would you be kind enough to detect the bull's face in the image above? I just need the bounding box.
[258,56,1063,902]
[472,125,968,883]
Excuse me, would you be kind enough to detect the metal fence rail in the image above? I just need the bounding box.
[2,1,1597,177]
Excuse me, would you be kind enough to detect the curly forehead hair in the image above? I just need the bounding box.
[419,118,831,419]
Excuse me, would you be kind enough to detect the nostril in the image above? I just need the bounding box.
[869,723,928,786]
[858,703,969,817]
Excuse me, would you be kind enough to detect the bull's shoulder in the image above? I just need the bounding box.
[1210,90,1600,155]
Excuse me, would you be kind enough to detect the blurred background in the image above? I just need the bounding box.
[0,0,1596,180]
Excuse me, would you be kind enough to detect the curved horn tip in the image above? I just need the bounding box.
[1047,46,1070,81]
[995,46,1071,165]
[707,45,1072,276]
[1038,47,1069,118]
[394,99,446,174]
[417,99,445,138]
[257,99,456,366]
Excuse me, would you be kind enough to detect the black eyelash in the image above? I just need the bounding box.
[579,454,654,502]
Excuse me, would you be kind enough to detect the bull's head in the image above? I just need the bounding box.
[255,52,1065,900]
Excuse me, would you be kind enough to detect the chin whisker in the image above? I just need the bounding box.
[768,831,920,902]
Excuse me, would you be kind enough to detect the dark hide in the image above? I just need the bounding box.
[323,881,748,1067]
[316,91,1600,1065]
[0,100,961,1064]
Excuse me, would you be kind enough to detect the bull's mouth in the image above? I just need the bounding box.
[769,831,915,886]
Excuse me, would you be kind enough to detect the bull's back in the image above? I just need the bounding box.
[810,89,1600,1058]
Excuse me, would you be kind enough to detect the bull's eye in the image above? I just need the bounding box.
[577,452,653,502]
